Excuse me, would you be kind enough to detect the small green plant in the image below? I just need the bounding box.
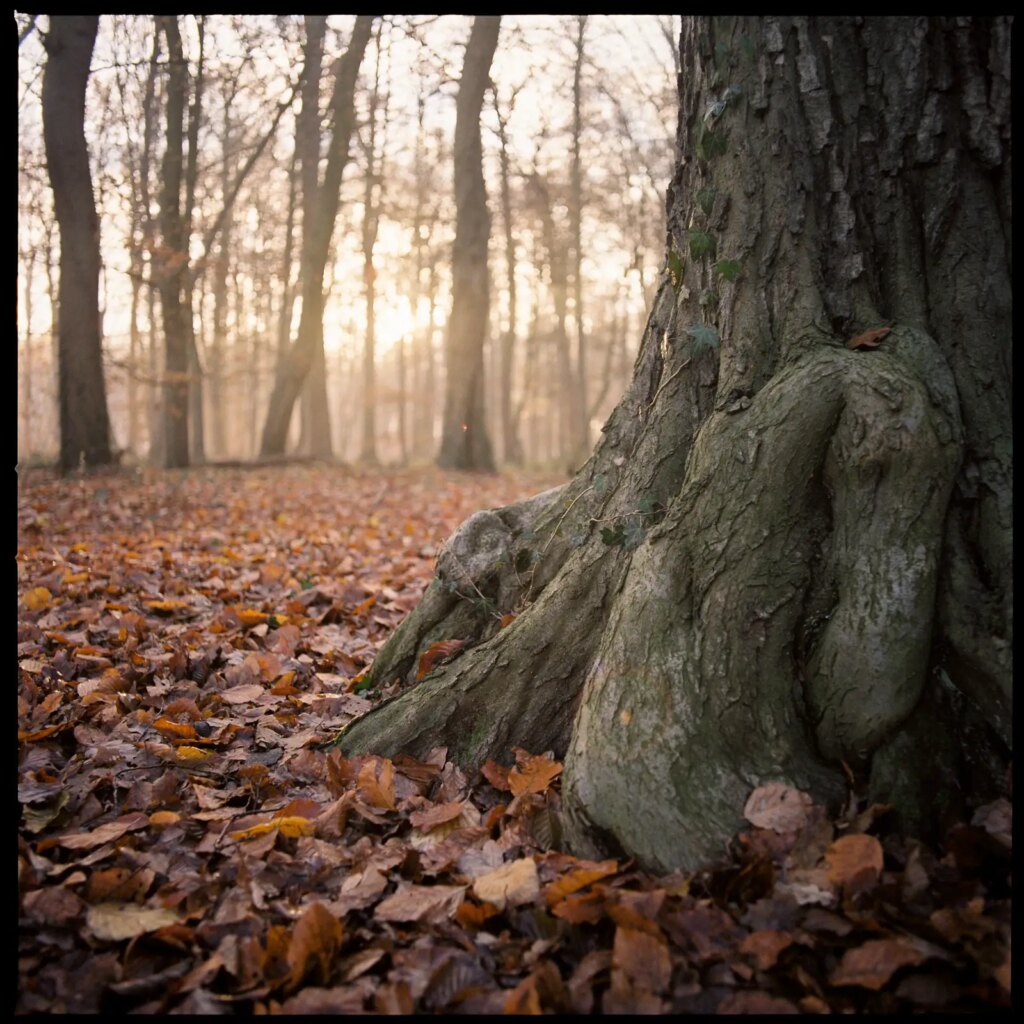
[696,188,716,215]
[714,258,742,282]
[687,229,716,259]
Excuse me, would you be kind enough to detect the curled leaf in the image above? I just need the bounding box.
[847,325,892,350]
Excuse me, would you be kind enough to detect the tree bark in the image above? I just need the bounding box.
[437,16,500,472]
[156,15,190,469]
[342,16,1010,872]
[41,14,113,472]
[260,16,374,457]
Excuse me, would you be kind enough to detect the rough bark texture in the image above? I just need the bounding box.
[41,15,113,473]
[337,17,1011,873]
[437,17,500,472]
[260,16,374,457]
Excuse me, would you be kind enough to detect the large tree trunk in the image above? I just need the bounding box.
[260,16,373,457]
[41,15,113,473]
[437,16,500,472]
[337,16,1011,873]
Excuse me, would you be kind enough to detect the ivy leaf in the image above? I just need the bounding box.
[622,520,646,550]
[695,125,727,160]
[667,249,684,291]
[686,323,721,355]
[593,472,610,496]
[600,525,626,547]
[723,84,744,104]
[700,289,720,308]
[714,258,742,282]
[696,188,716,216]
[687,230,716,260]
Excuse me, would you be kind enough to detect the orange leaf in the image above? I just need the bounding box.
[826,833,884,893]
[847,325,892,350]
[416,639,467,680]
[154,718,198,741]
[145,599,189,614]
[149,811,181,829]
[23,586,53,610]
[508,749,563,797]
[543,859,619,906]
[357,757,397,810]
[499,613,517,629]
[238,609,268,627]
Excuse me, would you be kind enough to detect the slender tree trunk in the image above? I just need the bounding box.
[155,16,190,468]
[20,251,34,459]
[260,16,373,456]
[41,15,113,472]
[337,16,1011,874]
[437,16,500,471]
[569,14,588,464]
[495,90,521,466]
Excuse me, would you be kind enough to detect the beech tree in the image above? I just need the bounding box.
[437,16,500,472]
[336,16,1011,872]
[41,14,113,472]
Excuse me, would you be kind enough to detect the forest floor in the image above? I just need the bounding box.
[17,466,1011,1013]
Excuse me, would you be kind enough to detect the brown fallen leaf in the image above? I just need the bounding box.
[374,883,465,923]
[743,782,813,834]
[417,638,467,680]
[472,857,540,910]
[739,929,793,970]
[847,325,892,350]
[543,859,619,907]
[508,749,563,797]
[825,832,884,894]
[831,937,925,990]
[51,812,150,851]
[612,925,672,993]
[357,757,397,811]
[285,903,343,992]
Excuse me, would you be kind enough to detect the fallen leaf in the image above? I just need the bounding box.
[825,833,884,893]
[87,902,180,941]
[472,857,540,910]
[357,757,397,811]
[417,639,467,680]
[847,325,892,349]
[739,929,793,970]
[286,903,343,991]
[220,683,265,704]
[543,859,619,906]
[831,938,925,990]
[508,749,563,797]
[374,884,465,923]
[23,586,53,610]
[53,813,150,850]
[743,782,813,833]
[612,925,672,992]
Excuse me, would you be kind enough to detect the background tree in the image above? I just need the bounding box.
[336,15,1011,873]
[41,14,113,472]
[260,16,374,457]
[437,16,500,472]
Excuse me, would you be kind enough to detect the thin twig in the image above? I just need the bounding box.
[441,544,503,620]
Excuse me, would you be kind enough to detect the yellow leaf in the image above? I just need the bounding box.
[275,816,314,838]
[239,609,268,627]
[63,571,89,584]
[175,746,211,763]
[23,587,52,610]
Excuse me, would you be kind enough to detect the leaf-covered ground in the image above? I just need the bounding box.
[18,467,1011,1013]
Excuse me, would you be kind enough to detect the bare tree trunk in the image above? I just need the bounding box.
[437,16,500,472]
[569,14,589,464]
[42,15,113,472]
[359,24,386,466]
[494,88,522,465]
[20,250,35,459]
[260,16,373,456]
[337,16,1011,874]
[155,16,190,468]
